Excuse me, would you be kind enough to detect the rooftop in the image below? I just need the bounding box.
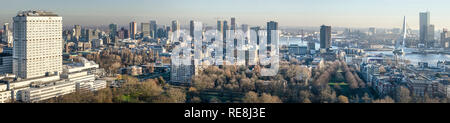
[16,10,58,17]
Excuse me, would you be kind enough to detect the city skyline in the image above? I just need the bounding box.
[0,6,449,107]
[1,0,450,29]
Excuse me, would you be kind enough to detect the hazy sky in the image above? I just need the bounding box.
[1,0,450,29]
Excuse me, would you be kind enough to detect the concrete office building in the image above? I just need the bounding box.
[217,20,223,33]
[172,20,179,32]
[420,11,435,47]
[73,25,82,41]
[13,10,63,79]
[129,21,137,39]
[320,25,332,49]
[230,17,236,30]
[267,21,278,52]
[150,20,157,38]
[141,22,150,37]
[0,11,106,103]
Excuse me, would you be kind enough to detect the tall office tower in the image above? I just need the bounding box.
[129,21,137,39]
[217,20,223,33]
[230,17,236,30]
[320,25,332,49]
[223,21,229,59]
[241,24,250,65]
[150,20,157,38]
[171,20,179,32]
[223,21,229,40]
[420,11,430,46]
[141,22,150,37]
[190,20,195,38]
[428,24,435,46]
[109,23,117,41]
[267,21,278,51]
[74,25,82,41]
[13,10,63,79]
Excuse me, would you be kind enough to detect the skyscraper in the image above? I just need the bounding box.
[429,24,435,46]
[166,26,172,40]
[141,22,150,37]
[13,10,63,79]
[109,23,117,41]
[190,20,195,38]
[320,25,331,49]
[230,17,236,30]
[267,21,278,51]
[74,25,82,41]
[440,28,448,48]
[150,20,157,38]
[171,20,179,32]
[420,11,430,46]
[217,20,223,33]
[223,21,229,59]
[223,21,229,40]
[129,21,137,39]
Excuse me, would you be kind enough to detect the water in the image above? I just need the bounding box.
[279,37,320,50]
[365,49,450,66]
[279,37,450,66]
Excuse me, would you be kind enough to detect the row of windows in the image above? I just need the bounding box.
[25,65,61,69]
[26,25,61,27]
[26,29,62,31]
[26,67,61,74]
[26,38,62,41]
[23,36,62,39]
[25,55,62,59]
[27,52,61,55]
[27,20,61,23]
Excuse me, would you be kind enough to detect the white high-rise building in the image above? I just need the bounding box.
[13,10,63,79]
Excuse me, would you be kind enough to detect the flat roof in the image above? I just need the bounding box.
[16,10,58,17]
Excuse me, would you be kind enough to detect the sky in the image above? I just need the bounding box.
[1,0,450,29]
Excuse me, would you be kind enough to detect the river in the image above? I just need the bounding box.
[280,37,450,66]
